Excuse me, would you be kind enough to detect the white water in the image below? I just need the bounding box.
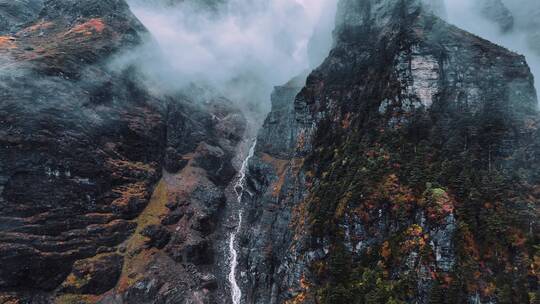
[228,140,257,304]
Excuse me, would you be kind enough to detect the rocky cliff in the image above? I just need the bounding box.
[238,0,539,303]
[0,0,246,303]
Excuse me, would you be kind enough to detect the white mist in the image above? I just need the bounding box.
[124,0,337,111]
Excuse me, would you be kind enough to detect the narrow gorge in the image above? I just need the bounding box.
[0,0,538,304]
[229,140,256,304]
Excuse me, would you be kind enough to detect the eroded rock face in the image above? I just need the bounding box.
[0,0,246,302]
[0,0,159,297]
[238,0,539,303]
[238,75,311,304]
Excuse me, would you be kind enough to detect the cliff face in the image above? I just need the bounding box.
[0,0,246,303]
[239,0,539,303]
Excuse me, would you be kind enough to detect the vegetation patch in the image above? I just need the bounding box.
[0,36,16,49]
[65,19,106,37]
[116,179,169,293]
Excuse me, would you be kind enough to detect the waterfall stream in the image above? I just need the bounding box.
[228,140,257,304]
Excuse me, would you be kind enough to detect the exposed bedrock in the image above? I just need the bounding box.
[0,0,247,303]
[238,0,539,303]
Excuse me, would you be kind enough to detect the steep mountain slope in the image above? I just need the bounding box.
[238,0,539,303]
[0,0,246,303]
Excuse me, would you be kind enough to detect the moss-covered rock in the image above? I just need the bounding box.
[60,253,123,295]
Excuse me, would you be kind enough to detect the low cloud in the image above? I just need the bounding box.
[114,0,337,112]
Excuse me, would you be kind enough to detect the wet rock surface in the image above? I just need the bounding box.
[238,0,539,303]
[0,0,159,298]
[0,0,247,302]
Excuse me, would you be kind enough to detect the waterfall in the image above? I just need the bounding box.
[228,140,257,304]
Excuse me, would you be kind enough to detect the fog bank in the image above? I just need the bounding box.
[118,0,336,112]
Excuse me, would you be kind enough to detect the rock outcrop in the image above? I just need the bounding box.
[0,0,246,303]
[238,0,539,303]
